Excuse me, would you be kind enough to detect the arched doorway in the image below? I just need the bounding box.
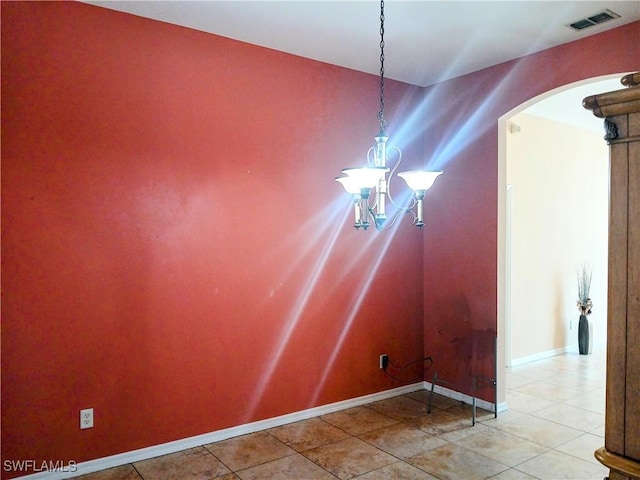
[496,74,625,406]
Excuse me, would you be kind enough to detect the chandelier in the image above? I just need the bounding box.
[335,0,442,231]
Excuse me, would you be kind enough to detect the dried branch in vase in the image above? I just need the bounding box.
[577,263,593,315]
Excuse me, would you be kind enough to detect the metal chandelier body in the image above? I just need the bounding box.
[335,0,442,231]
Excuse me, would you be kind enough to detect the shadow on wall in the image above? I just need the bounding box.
[428,293,496,401]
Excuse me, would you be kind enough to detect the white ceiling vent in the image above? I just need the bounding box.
[569,9,621,31]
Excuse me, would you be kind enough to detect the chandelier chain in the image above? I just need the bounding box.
[335,0,443,232]
[378,0,386,134]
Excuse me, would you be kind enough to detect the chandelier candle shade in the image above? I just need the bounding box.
[335,0,442,231]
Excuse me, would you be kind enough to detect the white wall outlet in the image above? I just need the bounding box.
[80,408,94,429]
[379,354,389,370]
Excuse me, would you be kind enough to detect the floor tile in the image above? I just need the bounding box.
[538,373,604,393]
[406,390,462,410]
[576,366,607,381]
[531,403,604,432]
[354,460,439,480]
[454,427,548,467]
[133,447,231,480]
[494,414,583,448]
[437,422,491,442]
[506,372,537,389]
[75,465,142,480]
[445,403,496,422]
[407,443,509,480]
[235,453,336,480]
[562,388,605,415]
[515,381,583,403]
[508,364,565,381]
[359,423,446,460]
[504,390,558,414]
[409,408,478,437]
[480,407,526,427]
[302,437,396,480]
[555,433,604,464]
[404,389,430,404]
[486,469,538,479]
[367,395,429,421]
[268,417,350,452]
[205,431,294,471]
[321,406,398,436]
[516,449,608,479]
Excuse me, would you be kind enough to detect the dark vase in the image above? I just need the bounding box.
[578,314,589,355]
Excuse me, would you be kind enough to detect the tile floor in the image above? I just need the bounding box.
[77,349,608,480]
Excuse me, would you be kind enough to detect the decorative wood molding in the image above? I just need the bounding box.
[621,72,640,88]
[604,118,619,142]
[583,86,640,118]
[595,447,640,479]
[609,135,640,145]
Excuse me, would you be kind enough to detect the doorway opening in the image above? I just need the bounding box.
[497,74,624,403]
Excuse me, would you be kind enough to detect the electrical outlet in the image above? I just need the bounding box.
[80,408,94,429]
[379,354,389,370]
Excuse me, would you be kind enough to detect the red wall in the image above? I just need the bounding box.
[1,2,426,476]
[1,0,638,476]
[420,22,639,397]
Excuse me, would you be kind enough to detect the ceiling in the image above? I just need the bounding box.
[85,1,637,129]
[86,1,639,88]
[523,76,628,132]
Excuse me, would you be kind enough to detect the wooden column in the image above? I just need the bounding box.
[583,72,640,480]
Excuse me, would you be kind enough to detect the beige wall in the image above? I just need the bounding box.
[506,113,608,361]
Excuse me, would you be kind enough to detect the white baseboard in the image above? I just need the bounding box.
[509,339,608,367]
[15,383,424,479]
[422,381,507,414]
[15,380,505,479]
[509,345,573,367]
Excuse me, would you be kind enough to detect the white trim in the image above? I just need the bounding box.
[15,381,506,479]
[509,345,575,367]
[422,381,508,414]
[505,184,513,368]
[15,384,423,479]
[509,339,608,367]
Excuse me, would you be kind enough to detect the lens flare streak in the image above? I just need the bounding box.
[243,198,352,421]
[308,208,403,406]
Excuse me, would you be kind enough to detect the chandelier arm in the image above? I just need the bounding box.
[365,146,381,212]
[374,208,417,231]
[367,146,376,167]
[385,146,417,210]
